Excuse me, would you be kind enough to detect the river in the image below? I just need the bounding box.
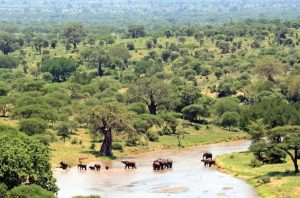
[54,140,258,198]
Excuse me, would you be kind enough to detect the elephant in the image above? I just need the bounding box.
[94,164,101,171]
[202,152,213,159]
[60,162,69,170]
[89,166,95,170]
[153,161,161,170]
[201,159,216,167]
[153,158,173,170]
[121,161,137,169]
[78,164,87,170]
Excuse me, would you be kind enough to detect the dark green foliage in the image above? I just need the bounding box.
[63,24,87,49]
[9,185,55,198]
[41,57,77,82]
[128,25,146,38]
[182,104,205,122]
[250,140,286,164]
[0,81,11,96]
[19,118,48,136]
[221,111,240,131]
[57,122,72,142]
[0,128,57,191]
[0,55,18,68]
[249,158,263,168]
[112,143,123,151]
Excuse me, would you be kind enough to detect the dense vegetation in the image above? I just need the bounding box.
[1,18,300,196]
[1,0,300,32]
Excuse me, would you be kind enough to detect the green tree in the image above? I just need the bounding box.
[0,81,11,96]
[63,24,87,49]
[212,97,240,117]
[0,97,14,117]
[255,57,283,82]
[0,129,57,191]
[57,122,71,142]
[0,32,20,55]
[221,111,240,131]
[19,118,48,136]
[0,55,18,69]
[86,102,135,156]
[128,25,146,38]
[41,57,77,82]
[33,37,48,54]
[182,104,205,122]
[177,85,201,110]
[286,76,300,102]
[129,77,174,115]
[9,184,55,198]
[267,126,300,173]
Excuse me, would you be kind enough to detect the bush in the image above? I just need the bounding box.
[0,183,7,198]
[249,158,263,168]
[71,138,78,144]
[0,55,19,69]
[112,143,123,151]
[19,118,48,136]
[259,176,270,184]
[42,50,50,55]
[90,143,96,151]
[9,185,55,198]
[146,131,159,142]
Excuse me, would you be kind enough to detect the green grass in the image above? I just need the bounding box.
[217,152,300,198]
[50,124,246,167]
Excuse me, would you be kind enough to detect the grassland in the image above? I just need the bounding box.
[217,152,300,198]
[50,124,246,167]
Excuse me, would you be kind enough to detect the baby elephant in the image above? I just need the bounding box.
[121,161,137,169]
[202,152,213,159]
[89,166,95,170]
[78,164,87,170]
[94,164,101,171]
[201,159,216,167]
[60,162,69,170]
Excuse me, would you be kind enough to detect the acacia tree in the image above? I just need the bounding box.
[255,57,283,82]
[86,102,134,156]
[63,24,87,49]
[267,126,300,173]
[0,128,58,192]
[129,77,174,115]
[0,32,20,55]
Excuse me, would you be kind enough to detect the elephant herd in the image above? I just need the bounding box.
[59,152,215,171]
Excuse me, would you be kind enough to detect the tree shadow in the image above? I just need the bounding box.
[266,171,299,177]
[81,150,117,160]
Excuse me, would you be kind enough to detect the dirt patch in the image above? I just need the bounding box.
[160,187,188,193]
[269,178,286,187]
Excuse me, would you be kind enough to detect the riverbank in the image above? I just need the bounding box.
[54,140,258,198]
[216,152,300,198]
[51,125,247,167]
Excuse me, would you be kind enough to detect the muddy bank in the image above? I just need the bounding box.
[54,140,258,198]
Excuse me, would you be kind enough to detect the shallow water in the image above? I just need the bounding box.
[54,140,258,198]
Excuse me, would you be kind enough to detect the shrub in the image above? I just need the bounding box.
[71,138,78,144]
[146,131,159,142]
[112,143,123,151]
[249,158,263,168]
[259,176,270,184]
[90,143,96,151]
[19,118,48,136]
[0,183,7,198]
[9,185,55,198]
[42,50,50,55]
